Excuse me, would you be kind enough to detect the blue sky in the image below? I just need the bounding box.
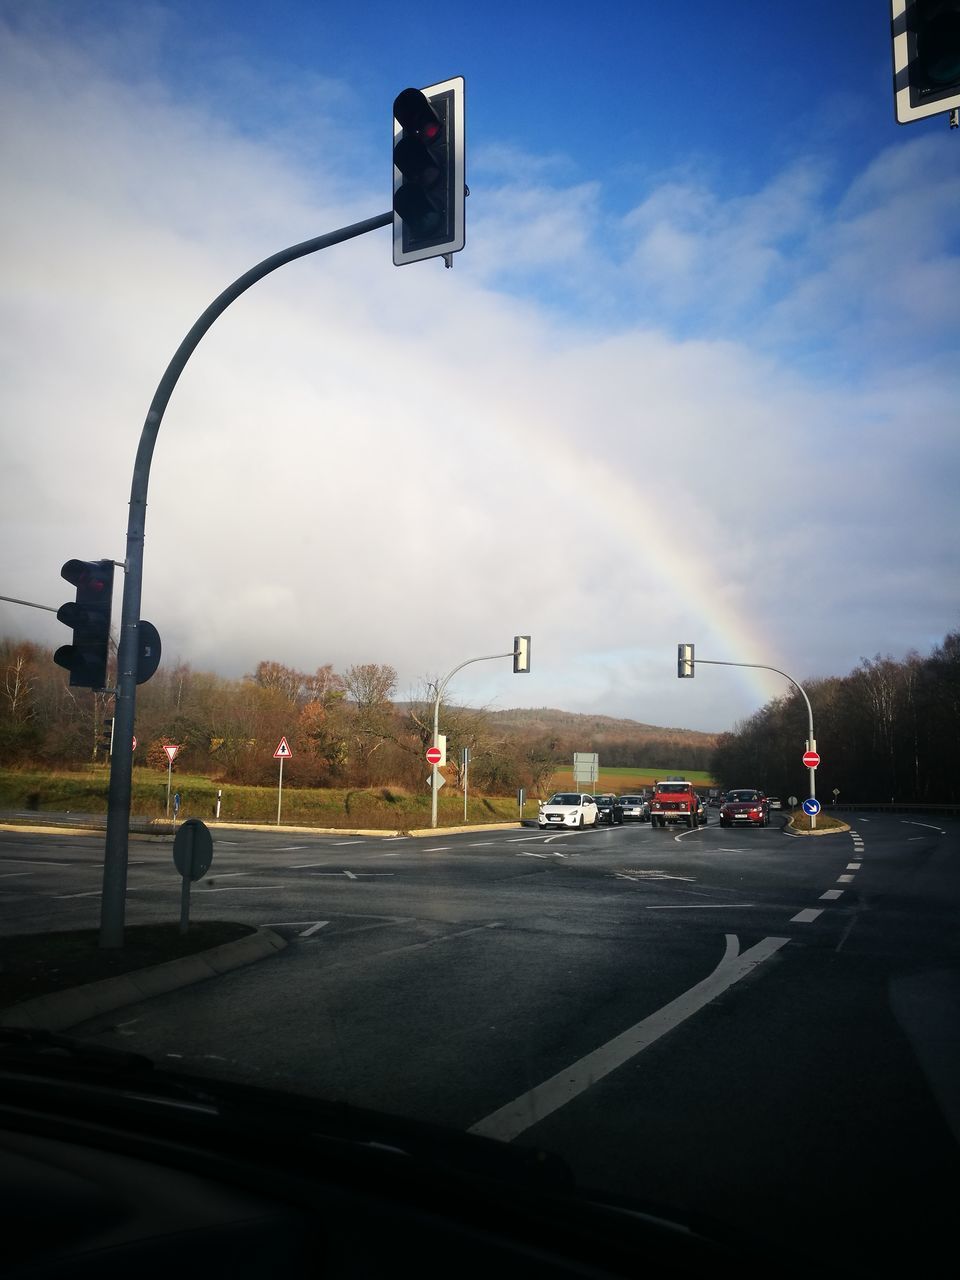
[1,1,958,732]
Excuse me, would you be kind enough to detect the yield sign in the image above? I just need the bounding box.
[274,736,293,759]
[163,744,181,762]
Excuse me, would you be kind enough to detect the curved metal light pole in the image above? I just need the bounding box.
[100,212,392,947]
[430,646,522,828]
[692,657,817,829]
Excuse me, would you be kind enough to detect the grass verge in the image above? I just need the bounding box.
[786,809,848,833]
[0,921,254,1009]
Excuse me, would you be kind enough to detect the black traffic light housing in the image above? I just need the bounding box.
[54,559,114,689]
[892,0,960,123]
[393,77,465,265]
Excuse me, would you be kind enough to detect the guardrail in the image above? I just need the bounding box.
[831,803,960,816]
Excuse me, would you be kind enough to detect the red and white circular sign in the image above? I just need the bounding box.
[802,751,820,768]
[426,746,442,765]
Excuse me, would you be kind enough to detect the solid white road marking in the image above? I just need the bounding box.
[820,890,844,900]
[901,820,946,834]
[276,845,309,851]
[299,921,329,936]
[791,908,823,923]
[643,904,759,910]
[468,934,789,1141]
[423,847,450,852]
[518,851,549,859]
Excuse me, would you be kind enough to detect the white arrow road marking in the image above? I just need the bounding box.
[469,934,789,1142]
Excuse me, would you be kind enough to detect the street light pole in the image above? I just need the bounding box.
[100,211,392,948]
[430,645,524,829]
[694,658,817,830]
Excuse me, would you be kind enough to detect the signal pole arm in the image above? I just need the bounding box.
[101,212,392,949]
[693,657,817,829]
[430,647,523,829]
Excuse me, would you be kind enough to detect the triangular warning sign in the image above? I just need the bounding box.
[273,736,293,759]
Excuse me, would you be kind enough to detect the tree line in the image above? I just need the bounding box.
[0,642,563,794]
[710,632,960,805]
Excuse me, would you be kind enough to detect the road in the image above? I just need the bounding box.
[2,810,959,1270]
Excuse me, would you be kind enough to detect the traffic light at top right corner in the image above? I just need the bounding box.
[392,76,465,265]
[53,558,114,689]
[892,0,960,123]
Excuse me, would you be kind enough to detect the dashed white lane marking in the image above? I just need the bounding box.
[0,871,32,879]
[837,874,855,883]
[470,841,497,846]
[518,851,549,859]
[299,921,329,936]
[820,890,844,901]
[199,885,283,892]
[334,840,366,846]
[2,857,71,866]
[423,847,450,852]
[791,908,824,923]
[292,861,331,869]
[847,862,862,870]
[276,845,309,851]
[468,934,789,1142]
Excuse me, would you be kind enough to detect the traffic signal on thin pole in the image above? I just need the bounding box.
[513,635,531,673]
[54,559,114,689]
[892,0,960,123]
[393,76,465,265]
[678,644,695,678]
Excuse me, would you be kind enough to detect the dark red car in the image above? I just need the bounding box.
[719,789,769,828]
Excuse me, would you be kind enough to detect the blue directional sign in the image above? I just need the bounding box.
[802,797,821,816]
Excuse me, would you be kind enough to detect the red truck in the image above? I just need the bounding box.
[648,778,701,829]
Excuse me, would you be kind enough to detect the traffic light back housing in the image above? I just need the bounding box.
[892,0,960,123]
[54,558,114,689]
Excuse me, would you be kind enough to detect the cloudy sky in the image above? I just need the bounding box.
[2,0,958,733]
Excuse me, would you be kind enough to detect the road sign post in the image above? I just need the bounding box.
[163,744,181,818]
[274,737,292,825]
[173,818,214,935]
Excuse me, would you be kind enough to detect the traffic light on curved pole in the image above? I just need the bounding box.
[393,77,465,265]
[54,558,114,689]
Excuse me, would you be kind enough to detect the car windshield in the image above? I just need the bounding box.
[2,9,957,1277]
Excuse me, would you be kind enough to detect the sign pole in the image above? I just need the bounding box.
[166,757,173,818]
[178,822,194,935]
[277,755,284,826]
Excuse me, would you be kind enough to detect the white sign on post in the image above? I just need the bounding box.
[274,737,292,824]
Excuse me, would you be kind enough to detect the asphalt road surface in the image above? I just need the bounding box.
[2,810,959,1270]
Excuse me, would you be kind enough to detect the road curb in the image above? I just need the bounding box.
[0,926,288,1032]
[782,819,852,837]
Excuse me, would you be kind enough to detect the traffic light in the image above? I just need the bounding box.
[892,1,960,123]
[678,644,695,678]
[99,716,115,756]
[54,559,114,689]
[393,76,465,265]
[513,635,531,673]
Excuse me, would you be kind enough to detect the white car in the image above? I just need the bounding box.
[538,792,599,829]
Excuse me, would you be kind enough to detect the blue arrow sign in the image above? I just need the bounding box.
[802,797,821,816]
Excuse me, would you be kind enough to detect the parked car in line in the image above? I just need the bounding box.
[619,794,649,822]
[649,779,700,828]
[594,794,624,825]
[719,789,769,828]
[766,796,782,810]
[696,795,707,823]
[538,793,600,829]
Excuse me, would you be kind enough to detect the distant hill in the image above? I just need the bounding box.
[485,707,717,770]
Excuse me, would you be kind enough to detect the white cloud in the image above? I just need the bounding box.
[1,13,958,735]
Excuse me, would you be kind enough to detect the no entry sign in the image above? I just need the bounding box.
[426,746,442,765]
[802,750,820,768]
